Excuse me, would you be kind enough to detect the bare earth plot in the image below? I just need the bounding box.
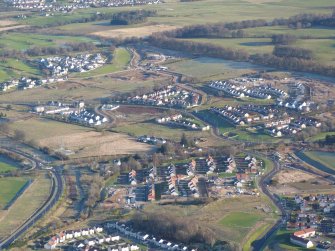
[269,169,333,195]
[0,20,18,27]
[0,25,29,32]
[92,24,178,39]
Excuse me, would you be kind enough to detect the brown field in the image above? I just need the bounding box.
[269,169,333,195]
[38,131,154,158]
[92,24,178,39]
[0,20,18,27]
[0,24,28,32]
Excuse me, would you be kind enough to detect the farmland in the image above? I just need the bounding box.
[7,117,154,158]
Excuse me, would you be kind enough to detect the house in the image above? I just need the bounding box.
[95,226,103,233]
[85,238,96,246]
[44,236,59,250]
[73,229,82,238]
[81,228,89,236]
[65,231,74,239]
[294,228,316,238]
[290,235,314,248]
[88,228,95,235]
[111,235,120,242]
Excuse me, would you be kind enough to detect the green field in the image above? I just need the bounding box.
[0,58,40,82]
[0,160,17,174]
[304,151,335,170]
[27,0,333,27]
[219,211,262,228]
[307,132,335,142]
[73,47,131,78]
[0,33,97,51]
[167,57,265,81]
[0,177,28,209]
[0,174,51,239]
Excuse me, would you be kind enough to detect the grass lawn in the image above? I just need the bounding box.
[0,177,29,209]
[304,151,335,171]
[219,211,262,228]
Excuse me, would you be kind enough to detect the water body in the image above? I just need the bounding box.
[295,151,335,175]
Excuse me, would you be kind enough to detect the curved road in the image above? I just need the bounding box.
[0,148,63,250]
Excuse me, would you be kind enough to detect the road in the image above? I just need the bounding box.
[0,143,64,250]
[251,156,286,250]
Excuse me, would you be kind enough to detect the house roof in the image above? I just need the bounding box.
[294,228,316,237]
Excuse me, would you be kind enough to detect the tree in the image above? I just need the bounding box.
[160,142,176,155]
[5,104,12,111]
[13,130,26,141]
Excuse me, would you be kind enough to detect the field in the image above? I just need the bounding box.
[144,196,277,247]
[0,177,28,209]
[45,0,334,28]
[0,72,167,103]
[72,47,131,78]
[0,174,51,240]
[0,58,40,82]
[166,57,266,81]
[6,116,153,158]
[0,33,97,51]
[0,159,17,174]
[92,24,178,39]
[219,212,261,228]
[304,151,335,171]
[269,169,334,195]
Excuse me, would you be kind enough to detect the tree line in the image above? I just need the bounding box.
[273,45,314,60]
[148,33,335,77]
[36,12,121,28]
[0,42,102,58]
[158,11,335,39]
[110,10,157,25]
[130,212,235,249]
